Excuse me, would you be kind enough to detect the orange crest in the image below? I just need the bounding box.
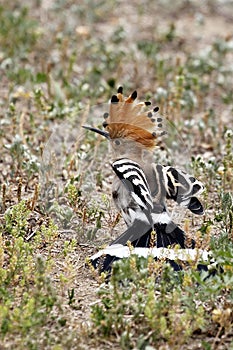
[103,87,165,149]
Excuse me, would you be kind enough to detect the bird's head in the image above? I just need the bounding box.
[83,86,165,156]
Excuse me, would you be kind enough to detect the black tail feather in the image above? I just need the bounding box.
[188,197,204,215]
[90,221,195,273]
[132,222,190,249]
[111,219,152,246]
[91,254,120,274]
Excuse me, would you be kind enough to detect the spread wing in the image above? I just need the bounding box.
[111,158,153,211]
[157,165,205,215]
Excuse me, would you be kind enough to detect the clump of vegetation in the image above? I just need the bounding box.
[0,201,59,347]
[91,230,233,349]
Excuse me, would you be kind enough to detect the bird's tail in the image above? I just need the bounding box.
[132,222,191,249]
[90,220,195,273]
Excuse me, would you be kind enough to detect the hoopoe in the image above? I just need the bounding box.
[83,87,205,272]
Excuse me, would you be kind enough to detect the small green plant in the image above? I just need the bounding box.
[4,134,40,178]
[65,178,82,208]
[222,129,233,192]
[0,5,39,58]
[219,192,233,237]
[4,200,30,237]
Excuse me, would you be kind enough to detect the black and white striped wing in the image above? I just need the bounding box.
[112,158,153,211]
[162,165,205,215]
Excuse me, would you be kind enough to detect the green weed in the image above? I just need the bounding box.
[91,245,233,349]
[0,5,38,58]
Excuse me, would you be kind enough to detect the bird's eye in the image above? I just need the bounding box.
[114,139,121,146]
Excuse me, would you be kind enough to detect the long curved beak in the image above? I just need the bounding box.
[82,125,110,139]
